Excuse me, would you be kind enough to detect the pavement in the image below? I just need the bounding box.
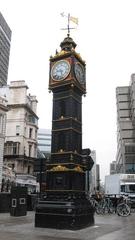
[0,211,135,240]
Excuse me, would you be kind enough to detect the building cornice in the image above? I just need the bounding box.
[0,104,9,112]
[7,103,39,119]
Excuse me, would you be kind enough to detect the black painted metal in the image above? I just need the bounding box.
[10,186,27,216]
[35,35,95,229]
[0,193,10,213]
[35,191,94,229]
[34,158,46,172]
[34,158,46,193]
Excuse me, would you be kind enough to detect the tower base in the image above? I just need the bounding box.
[35,192,95,230]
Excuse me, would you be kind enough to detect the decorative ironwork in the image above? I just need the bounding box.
[73,165,84,173]
[49,165,69,172]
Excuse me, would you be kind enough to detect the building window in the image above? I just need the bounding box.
[13,143,17,155]
[24,127,26,136]
[28,115,37,124]
[4,142,20,155]
[28,165,31,174]
[35,129,37,139]
[29,145,32,157]
[0,114,4,134]
[29,128,33,138]
[12,164,15,170]
[16,125,20,136]
[125,164,135,173]
[34,144,37,157]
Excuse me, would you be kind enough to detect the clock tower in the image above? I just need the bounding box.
[35,34,95,229]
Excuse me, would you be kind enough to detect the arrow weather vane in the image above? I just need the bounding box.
[60,12,78,36]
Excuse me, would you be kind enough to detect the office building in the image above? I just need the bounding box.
[116,73,135,173]
[0,12,11,86]
[37,128,51,159]
[89,150,97,193]
[110,160,117,174]
[85,150,101,194]
[96,164,100,191]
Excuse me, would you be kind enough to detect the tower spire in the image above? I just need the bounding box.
[67,13,70,37]
[60,12,78,37]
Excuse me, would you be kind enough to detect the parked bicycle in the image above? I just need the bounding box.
[90,195,132,217]
[90,196,115,215]
[116,195,131,217]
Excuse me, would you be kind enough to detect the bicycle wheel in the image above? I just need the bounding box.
[96,203,104,214]
[117,203,131,217]
[108,205,115,214]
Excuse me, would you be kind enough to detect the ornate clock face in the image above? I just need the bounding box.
[51,60,70,81]
[74,63,85,84]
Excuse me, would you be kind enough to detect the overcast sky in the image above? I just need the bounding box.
[1,0,135,182]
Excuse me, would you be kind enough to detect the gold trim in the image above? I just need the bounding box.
[50,49,85,65]
[73,165,84,173]
[51,50,69,59]
[73,50,86,64]
[46,162,85,168]
[49,165,69,171]
[47,164,85,173]
[47,168,84,173]
[52,127,81,134]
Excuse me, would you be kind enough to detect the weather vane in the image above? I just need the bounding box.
[60,12,78,36]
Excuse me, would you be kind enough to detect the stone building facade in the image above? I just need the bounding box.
[0,95,8,189]
[88,150,97,193]
[3,80,38,176]
[116,73,135,173]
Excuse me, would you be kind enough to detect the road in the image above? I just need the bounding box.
[0,211,135,240]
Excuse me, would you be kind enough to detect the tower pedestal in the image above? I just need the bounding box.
[35,191,95,230]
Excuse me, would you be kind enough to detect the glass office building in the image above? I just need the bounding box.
[0,12,11,86]
[37,129,51,158]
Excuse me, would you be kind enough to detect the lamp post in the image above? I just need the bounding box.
[33,158,46,195]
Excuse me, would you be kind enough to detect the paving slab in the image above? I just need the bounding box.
[0,211,135,240]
